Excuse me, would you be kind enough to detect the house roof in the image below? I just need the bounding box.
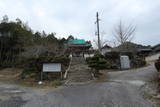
[152,44,160,49]
[112,42,151,52]
[68,39,92,47]
[69,39,86,44]
[101,44,112,49]
[152,44,160,52]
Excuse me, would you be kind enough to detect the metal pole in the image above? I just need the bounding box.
[96,12,101,52]
[41,70,43,81]
[38,69,43,85]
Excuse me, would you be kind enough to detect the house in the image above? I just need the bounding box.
[152,44,160,53]
[112,42,151,53]
[101,44,112,55]
[137,48,152,56]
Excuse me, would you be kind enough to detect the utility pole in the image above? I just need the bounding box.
[96,12,101,52]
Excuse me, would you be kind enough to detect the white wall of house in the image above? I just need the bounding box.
[84,54,94,58]
[145,52,160,62]
[101,48,111,55]
[69,53,94,58]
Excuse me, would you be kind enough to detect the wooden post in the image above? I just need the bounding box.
[41,70,43,81]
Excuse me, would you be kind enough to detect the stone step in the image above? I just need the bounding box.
[66,56,92,84]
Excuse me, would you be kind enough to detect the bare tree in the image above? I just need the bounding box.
[113,20,136,45]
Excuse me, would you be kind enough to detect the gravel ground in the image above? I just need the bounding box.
[0,63,158,107]
[0,84,26,107]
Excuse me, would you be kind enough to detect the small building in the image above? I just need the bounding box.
[67,39,93,57]
[137,48,152,57]
[112,42,151,53]
[101,44,112,55]
[152,44,160,53]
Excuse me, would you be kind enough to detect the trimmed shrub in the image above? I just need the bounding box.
[21,56,70,80]
[86,53,107,76]
[104,51,146,69]
[131,56,146,68]
[104,52,120,69]
[105,52,119,60]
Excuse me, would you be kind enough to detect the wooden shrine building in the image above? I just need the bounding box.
[67,39,93,57]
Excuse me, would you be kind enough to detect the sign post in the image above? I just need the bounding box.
[39,63,62,84]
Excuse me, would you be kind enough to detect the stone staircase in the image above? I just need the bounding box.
[66,57,92,84]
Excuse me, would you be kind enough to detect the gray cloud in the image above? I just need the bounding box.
[0,0,159,46]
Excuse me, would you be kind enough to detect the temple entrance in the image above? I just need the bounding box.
[67,39,92,58]
[72,52,83,57]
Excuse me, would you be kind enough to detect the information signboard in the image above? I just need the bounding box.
[43,63,61,72]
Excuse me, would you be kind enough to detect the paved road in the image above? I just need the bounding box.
[0,64,157,107]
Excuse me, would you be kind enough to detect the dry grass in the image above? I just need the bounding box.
[0,68,63,93]
[144,72,160,107]
[0,68,23,83]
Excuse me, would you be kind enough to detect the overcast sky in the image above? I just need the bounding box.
[0,0,160,46]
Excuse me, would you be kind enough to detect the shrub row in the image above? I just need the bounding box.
[21,56,70,79]
[104,52,146,69]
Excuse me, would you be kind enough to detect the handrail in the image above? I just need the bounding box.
[64,55,72,79]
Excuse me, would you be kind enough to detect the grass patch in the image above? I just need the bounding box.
[52,80,63,88]
[0,68,63,92]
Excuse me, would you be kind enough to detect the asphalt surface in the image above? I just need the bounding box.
[0,64,157,107]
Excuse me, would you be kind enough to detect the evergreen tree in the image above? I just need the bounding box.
[86,53,107,75]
